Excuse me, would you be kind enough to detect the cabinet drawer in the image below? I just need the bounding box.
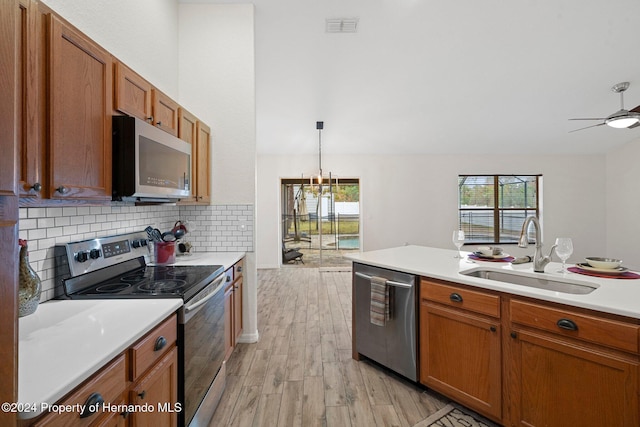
[224,266,234,287]
[421,279,500,318]
[234,259,244,279]
[130,314,177,380]
[34,354,126,427]
[510,299,639,354]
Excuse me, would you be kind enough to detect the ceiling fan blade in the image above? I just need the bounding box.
[629,105,640,113]
[628,122,640,129]
[569,118,607,121]
[569,122,606,133]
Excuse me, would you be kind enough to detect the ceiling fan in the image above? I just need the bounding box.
[569,82,640,133]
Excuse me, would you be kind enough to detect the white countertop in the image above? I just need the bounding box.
[346,245,640,320]
[18,251,244,420]
[169,251,244,269]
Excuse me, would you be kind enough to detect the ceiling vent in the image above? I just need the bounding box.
[326,18,359,33]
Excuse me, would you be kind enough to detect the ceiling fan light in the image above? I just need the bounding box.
[606,116,640,129]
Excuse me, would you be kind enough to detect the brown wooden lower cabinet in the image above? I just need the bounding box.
[129,347,178,427]
[419,277,640,427]
[224,259,244,361]
[419,279,502,422]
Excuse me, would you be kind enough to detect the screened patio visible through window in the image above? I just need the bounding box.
[458,175,540,244]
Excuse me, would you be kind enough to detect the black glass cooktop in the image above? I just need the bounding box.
[61,257,224,302]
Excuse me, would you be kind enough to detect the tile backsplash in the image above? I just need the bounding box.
[18,203,254,302]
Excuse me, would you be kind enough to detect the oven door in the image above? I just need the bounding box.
[179,274,226,427]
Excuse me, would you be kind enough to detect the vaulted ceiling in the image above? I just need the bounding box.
[208,0,640,155]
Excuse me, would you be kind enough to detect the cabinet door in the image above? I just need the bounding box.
[129,346,178,427]
[48,14,112,200]
[420,303,502,421]
[114,61,152,121]
[509,329,639,427]
[1,1,18,197]
[194,121,211,203]
[233,277,243,342]
[151,89,179,136]
[177,108,197,202]
[17,0,45,198]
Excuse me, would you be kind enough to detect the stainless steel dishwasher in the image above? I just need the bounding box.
[353,262,417,381]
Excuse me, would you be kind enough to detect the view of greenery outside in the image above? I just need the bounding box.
[459,175,539,244]
[282,181,360,243]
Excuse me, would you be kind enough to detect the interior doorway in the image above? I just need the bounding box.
[281,177,360,269]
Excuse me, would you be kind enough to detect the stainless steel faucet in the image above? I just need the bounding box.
[518,216,557,273]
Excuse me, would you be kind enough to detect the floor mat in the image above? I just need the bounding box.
[414,403,500,427]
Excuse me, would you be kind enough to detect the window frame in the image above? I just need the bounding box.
[458,174,541,245]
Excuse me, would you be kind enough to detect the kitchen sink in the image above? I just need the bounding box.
[460,268,598,294]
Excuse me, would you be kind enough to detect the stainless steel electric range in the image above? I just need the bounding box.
[55,231,226,427]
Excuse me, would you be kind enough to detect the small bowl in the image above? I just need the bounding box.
[585,257,622,269]
[477,246,503,257]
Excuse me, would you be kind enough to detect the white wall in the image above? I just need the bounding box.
[257,153,607,269]
[41,0,179,98]
[606,139,640,270]
[178,4,256,205]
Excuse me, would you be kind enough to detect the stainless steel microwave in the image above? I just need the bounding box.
[112,116,191,202]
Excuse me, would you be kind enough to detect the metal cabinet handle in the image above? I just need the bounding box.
[138,390,146,400]
[449,293,463,303]
[79,392,104,418]
[226,275,232,282]
[490,325,497,332]
[557,318,578,331]
[154,336,167,351]
[56,186,68,194]
[30,182,42,192]
[354,272,413,288]
[156,121,162,126]
[510,331,518,339]
[237,266,243,272]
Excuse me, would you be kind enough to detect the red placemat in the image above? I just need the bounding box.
[468,254,515,263]
[567,266,640,279]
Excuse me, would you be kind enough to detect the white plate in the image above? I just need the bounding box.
[575,263,629,275]
[472,252,511,259]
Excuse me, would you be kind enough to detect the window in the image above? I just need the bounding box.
[458,175,540,244]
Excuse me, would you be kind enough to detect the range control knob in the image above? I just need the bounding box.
[76,251,89,263]
[140,239,148,247]
[132,239,141,248]
[89,249,101,259]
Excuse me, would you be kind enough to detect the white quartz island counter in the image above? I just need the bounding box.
[18,251,244,420]
[346,245,640,320]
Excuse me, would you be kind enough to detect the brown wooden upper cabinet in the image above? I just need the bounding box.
[17,0,44,199]
[152,88,180,137]
[114,61,152,122]
[114,62,180,137]
[195,122,212,203]
[178,108,211,204]
[48,14,112,201]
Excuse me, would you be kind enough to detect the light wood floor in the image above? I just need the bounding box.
[209,267,450,426]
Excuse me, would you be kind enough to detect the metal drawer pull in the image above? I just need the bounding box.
[154,336,167,351]
[80,392,104,418]
[557,318,578,331]
[354,271,412,288]
[449,293,463,303]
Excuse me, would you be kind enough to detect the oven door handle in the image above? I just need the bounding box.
[184,274,225,314]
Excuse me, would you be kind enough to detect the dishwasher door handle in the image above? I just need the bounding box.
[355,271,413,289]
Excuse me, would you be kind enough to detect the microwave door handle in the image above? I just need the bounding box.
[184,275,225,314]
